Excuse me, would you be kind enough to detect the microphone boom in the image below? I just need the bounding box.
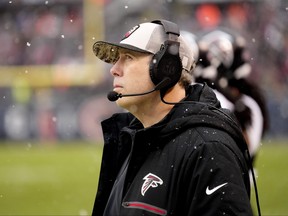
[106,78,171,102]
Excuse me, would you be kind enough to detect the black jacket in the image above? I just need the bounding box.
[93,83,253,216]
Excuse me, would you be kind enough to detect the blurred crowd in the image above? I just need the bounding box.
[0,0,287,142]
[0,1,83,65]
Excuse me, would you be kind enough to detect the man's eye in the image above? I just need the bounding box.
[125,54,133,60]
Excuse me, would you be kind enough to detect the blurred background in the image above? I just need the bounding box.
[0,0,287,142]
[0,0,287,215]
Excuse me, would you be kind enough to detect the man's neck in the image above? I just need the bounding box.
[132,84,186,128]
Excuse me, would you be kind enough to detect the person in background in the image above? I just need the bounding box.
[92,19,253,216]
[194,29,269,167]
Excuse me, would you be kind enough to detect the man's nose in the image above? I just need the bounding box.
[110,61,122,77]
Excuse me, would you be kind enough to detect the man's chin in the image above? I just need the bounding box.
[116,99,139,113]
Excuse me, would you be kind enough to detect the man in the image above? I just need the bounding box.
[92,19,253,216]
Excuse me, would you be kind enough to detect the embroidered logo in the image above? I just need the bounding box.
[141,173,163,196]
[123,25,139,40]
[206,182,228,195]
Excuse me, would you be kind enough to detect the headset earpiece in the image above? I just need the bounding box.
[150,40,182,89]
[149,20,183,90]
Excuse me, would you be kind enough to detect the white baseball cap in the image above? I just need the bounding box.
[93,21,196,72]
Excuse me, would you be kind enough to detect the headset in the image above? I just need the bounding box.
[107,19,183,101]
[149,19,183,91]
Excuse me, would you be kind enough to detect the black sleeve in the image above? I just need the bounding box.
[182,141,253,216]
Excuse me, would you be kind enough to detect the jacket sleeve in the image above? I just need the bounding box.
[182,141,253,216]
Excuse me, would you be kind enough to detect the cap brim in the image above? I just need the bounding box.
[93,41,151,64]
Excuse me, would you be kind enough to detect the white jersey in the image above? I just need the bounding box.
[214,89,263,156]
[213,90,234,110]
[240,94,264,156]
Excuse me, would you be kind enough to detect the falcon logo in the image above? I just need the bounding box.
[141,173,163,196]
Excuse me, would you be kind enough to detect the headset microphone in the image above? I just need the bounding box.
[107,77,171,102]
[107,91,120,102]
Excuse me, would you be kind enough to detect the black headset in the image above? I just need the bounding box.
[149,19,183,91]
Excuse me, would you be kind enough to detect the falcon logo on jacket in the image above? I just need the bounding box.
[141,173,163,196]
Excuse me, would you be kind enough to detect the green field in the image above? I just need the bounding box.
[0,139,287,215]
[252,139,288,216]
[0,142,103,215]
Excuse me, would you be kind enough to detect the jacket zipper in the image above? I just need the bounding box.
[122,201,167,216]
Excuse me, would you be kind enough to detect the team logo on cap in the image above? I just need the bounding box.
[123,25,139,40]
[141,173,163,196]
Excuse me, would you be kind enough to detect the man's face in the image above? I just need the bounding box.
[110,48,156,111]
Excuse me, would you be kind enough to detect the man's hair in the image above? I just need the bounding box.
[179,62,196,89]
